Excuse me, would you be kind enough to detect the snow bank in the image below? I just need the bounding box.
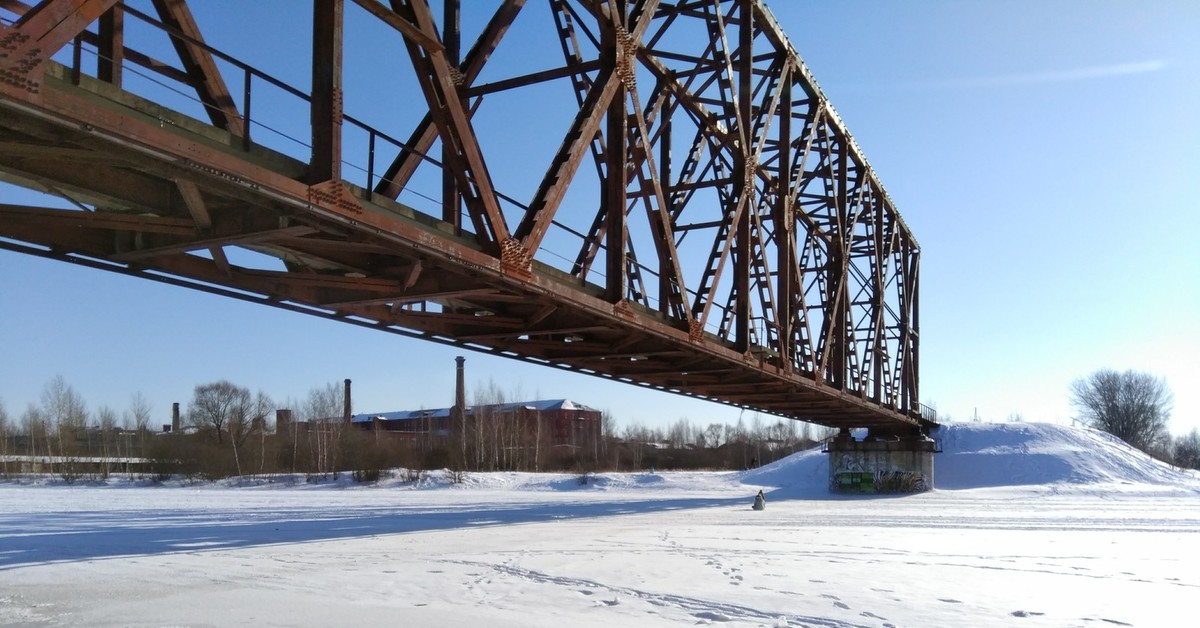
[933,422,1198,491]
[738,422,1200,495]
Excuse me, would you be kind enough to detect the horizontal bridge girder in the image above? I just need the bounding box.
[0,0,926,432]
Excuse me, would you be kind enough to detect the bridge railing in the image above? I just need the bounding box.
[40,2,760,339]
[32,3,446,211]
[0,0,923,425]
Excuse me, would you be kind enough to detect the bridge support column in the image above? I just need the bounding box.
[826,429,935,493]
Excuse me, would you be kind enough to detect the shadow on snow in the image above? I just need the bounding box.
[0,494,747,571]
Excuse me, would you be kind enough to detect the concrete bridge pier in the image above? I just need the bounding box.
[826,428,937,493]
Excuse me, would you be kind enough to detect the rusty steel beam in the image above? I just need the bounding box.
[391,0,511,250]
[603,4,627,304]
[369,0,526,199]
[0,0,118,93]
[310,0,343,184]
[513,0,662,260]
[0,0,926,431]
[96,5,122,85]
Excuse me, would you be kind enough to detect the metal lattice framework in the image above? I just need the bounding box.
[0,0,926,430]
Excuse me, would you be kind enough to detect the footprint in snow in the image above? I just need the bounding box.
[1010,610,1044,618]
[938,598,962,604]
[833,601,850,610]
[692,611,732,622]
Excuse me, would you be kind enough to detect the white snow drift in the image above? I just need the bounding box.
[1,422,1197,627]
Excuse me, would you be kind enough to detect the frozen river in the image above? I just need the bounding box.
[2,423,1198,627]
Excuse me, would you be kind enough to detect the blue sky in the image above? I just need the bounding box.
[1,1,1197,435]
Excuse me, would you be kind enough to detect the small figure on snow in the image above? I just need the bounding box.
[752,489,765,511]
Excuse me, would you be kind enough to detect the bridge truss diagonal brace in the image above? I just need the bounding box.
[367,0,526,201]
[513,0,662,266]
[378,0,512,253]
[148,0,244,137]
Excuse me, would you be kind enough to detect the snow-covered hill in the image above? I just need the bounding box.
[932,422,1197,490]
[741,422,1200,495]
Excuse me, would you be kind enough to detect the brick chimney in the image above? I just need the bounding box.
[343,378,352,424]
[171,402,181,432]
[455,356,466,412]
[276,409,292,432]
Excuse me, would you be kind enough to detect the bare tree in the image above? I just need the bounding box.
[703,423,724,449]
[1070,369,1173,453]
[471,380,508,471]
[1173,429,1200,470]
[600,410,617,460]
[187,381,273,476]
[302,382,345,476]
[128,392,152,433]
[41,376,88,477]
[666,418,693,449]
[0,399,10,477]
[188,380,249,445]
[622,424,650,469]
[21,404,48,458]
[229,391,271,476]
[97,405,118,473]
[41,375,88,432]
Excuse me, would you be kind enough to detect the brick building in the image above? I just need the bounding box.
[350,399,601,449]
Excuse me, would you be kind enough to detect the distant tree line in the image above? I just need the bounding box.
[0,376,833,482]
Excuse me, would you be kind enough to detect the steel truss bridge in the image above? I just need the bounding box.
[0,0,929,432]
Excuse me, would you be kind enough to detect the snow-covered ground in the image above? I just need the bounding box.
[2,423,1198,627]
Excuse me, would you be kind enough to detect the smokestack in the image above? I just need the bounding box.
[276,408,292,432]
[171,402,181,432]
[343,379,352,424]
[454,356,466,415]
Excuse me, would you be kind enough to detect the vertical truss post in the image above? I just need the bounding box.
[829,133,849,390]
[603,1,627,303]
[441,0,462,232]
[311,0,344,184]
[732,0,753,353]
[872,196,885,403]
[658,90,673,315]
[907,248,920,413]
[97,5,123,86]
[775,70,793,369]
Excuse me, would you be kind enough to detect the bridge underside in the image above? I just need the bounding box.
[0,0,929,431]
